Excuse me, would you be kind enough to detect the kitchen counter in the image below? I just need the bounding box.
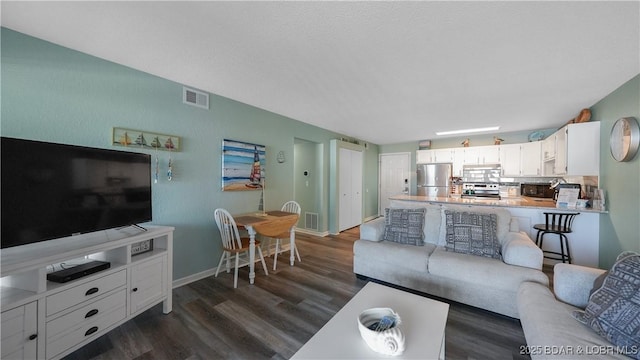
[389,194,607,213]
[388,194,605,267]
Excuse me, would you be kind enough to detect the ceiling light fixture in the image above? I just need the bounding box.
[435,126,500,136]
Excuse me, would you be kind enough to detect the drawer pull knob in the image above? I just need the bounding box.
[29,334,38,341]
[132,287,138,292]
[85,309,99,318]
[85,287,99,296]
[85,326,99,336]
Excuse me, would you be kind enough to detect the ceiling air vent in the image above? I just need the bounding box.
[183,86,209,109]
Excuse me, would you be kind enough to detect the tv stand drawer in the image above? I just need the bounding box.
[46,270,126,316]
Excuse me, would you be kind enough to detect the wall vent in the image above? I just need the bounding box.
[183,86,209,109]
[305,212,319,231]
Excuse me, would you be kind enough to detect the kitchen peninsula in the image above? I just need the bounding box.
[389,195,606,267]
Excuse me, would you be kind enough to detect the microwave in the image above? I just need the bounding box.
[520,183,555,198]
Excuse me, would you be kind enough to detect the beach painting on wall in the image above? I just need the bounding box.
[222,139,265,191]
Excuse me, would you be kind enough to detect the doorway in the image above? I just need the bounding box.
[294,138,323,233]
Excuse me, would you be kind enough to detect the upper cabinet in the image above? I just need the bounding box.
[499,142,541,177]
[416,149,453,164]
[463,145,500,165]
[543,122,600,176]
[499,144,522,176]
[520,141,542,176]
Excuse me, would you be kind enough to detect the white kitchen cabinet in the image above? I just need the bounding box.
[452,148,465,177]
[554,126,568,175]
[566,122,600,175]
[548,122,600,176]
[464,145,500,165]
[541,133,556,161]
[1,301,38,360]
[416,149,452,164]
[1,226,174,360]
[416,150,431,164]
[521,141,542,176]
[499,144,522,176]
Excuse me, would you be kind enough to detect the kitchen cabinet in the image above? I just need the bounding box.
[463,145,500,165]
[1,226,174,360]
[544,122,600,176]
[452,148,465,177]
[498,142,541,176]
[499,144,522,176]
[416,149,452,164]
[416,150,430,164]
[521,141,542,176]
[541,134,556,161]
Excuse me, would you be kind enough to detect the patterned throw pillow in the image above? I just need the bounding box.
[572,252,640,359]
[382,208,426,246]
[444,210,501,260]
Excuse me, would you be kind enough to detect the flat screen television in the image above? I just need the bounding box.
[1,137,152,249]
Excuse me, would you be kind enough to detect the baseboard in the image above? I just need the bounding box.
[172,268,218,289]
[296,228,329,237]
[362,215,380,223]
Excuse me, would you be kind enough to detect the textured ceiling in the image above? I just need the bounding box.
[2,1,639,144]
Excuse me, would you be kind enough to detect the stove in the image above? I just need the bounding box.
[461,183,501,199]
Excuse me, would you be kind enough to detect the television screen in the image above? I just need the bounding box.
[1,137,152,249]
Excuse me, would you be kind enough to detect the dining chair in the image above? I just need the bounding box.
[269,201,302,270]
[214,208,269,288]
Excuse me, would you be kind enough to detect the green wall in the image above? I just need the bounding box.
[1,28,380,281]
[590,74,640,268]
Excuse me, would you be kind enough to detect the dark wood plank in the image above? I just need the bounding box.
[63,227,535,360]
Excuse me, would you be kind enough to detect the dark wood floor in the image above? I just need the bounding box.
[64,227,533,360]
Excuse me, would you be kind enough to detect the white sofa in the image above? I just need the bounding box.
[353,200,549,319]
[518,264,633,359]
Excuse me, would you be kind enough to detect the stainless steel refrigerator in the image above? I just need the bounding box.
[417,163,452,197]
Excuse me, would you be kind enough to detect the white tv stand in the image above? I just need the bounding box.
[1,225,174,360]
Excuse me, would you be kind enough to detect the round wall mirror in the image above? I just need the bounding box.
[610,117,639,162]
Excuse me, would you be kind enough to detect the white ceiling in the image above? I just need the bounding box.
[2,1,639,145]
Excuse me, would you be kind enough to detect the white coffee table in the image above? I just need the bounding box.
[292,282,450,359]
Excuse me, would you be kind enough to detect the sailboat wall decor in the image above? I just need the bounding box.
[222,139,266,191]
[112,127,181,152]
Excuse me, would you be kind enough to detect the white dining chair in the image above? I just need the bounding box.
[214,208,269,288]
[271,201,302,270]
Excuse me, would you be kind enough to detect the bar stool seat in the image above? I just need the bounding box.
[533,212,580,264]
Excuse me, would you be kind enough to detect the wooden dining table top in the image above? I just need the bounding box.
[233,210,299,227]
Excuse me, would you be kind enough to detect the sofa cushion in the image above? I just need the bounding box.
[439,205,512,245]
[382,208,426,246]
[429,246,548,292]
[353,239,437,273]
[572,252,640,356]
[443,210,501,260]
[389,200,442,245]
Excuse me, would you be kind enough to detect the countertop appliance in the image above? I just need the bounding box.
[462,183,501,198]
[417,163,452,197]
[521,183,555,198]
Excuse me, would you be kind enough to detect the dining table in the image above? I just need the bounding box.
[233,210,299,284]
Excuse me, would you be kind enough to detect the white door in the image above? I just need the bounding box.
[379,152,411,215]
[339,148,363,231]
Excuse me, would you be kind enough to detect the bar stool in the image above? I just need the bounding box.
[533,212,580,264]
